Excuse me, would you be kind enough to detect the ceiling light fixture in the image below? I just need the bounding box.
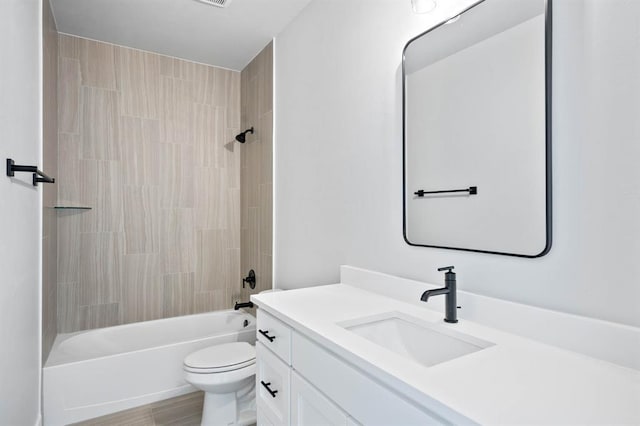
[411,0,437,14]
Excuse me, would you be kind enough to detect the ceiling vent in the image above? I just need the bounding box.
[195,0,232,8]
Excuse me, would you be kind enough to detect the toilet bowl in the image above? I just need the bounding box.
[184,342,256,426]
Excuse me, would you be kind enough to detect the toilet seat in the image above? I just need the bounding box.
[184,342,255,374]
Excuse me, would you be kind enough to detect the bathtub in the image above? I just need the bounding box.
[43,310,256,426]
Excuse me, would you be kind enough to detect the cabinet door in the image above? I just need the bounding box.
[257,342,290,426]
[291,371,348,426]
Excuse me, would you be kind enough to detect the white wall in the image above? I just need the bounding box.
[0,0,43,424]
[274,0,640,328]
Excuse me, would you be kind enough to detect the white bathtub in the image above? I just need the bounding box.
[43,310,256,426]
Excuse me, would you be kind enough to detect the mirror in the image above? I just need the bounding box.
[403,0,551,257]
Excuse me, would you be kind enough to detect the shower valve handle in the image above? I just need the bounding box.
[242,269,256,289]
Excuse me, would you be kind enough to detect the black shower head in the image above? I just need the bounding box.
[235,127,254,143]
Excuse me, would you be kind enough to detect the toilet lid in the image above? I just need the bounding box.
[184,342,255,373]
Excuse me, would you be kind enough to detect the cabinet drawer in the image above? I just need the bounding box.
[257,310,292,364]
[257,342,290,426]
[292,333,452,426]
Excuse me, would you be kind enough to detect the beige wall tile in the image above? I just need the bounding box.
[173,58,196,81]
[193,104,222,167]
[258,254,273,293]
[57,210,81,283]
[243,134,261,206]
[57,282,82,332]
[81,87,120,160]
[57,134,82,204]
[57,35,242,332]
[160,209,195,274]
[240,43,273,295]
[58,34,81,60]
[194,167,227,230]
[123,186,160,254]
[80,39,117,89]
[116,47,159,119]
[219,121,241,169]
[194,289,229,314]
[214,69,241,127]
[79,160,123,232]
[228,248,241,298]
[120,117,160,186]
[260,42,274,116]
[260,183,273,255]
[159,143,194,208]
[193,63,216,105]
[162,272,195,317]
[243,76,258,132]
[58,57,81,134]
[195,229,229,292]
[241,207,259,273]
[79,232,123,305]
[260,110,273,184]
[122,254,162,323]
[159,55,175,77]
[227,188,240,249]
[160,76,194,143]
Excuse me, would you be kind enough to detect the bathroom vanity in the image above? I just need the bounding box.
[251,267,640,425]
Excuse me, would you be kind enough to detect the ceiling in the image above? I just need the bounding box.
[50,0,313,70]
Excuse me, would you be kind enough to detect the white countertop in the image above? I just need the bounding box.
[252,283,640,424]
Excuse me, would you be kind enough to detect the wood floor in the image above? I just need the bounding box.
[72,392,203,426]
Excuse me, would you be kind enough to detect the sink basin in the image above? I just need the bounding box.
[339,312,494,367]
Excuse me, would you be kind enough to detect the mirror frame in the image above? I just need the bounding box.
[401,0,553,258]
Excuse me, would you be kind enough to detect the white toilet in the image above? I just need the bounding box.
[183,342,256,426]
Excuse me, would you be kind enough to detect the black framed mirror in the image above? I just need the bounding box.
[402,0,552,257]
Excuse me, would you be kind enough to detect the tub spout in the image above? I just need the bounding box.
[234,301,254,310]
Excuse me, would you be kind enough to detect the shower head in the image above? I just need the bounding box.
[235,127,254,143]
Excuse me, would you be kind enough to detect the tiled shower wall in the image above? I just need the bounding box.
[43,0,58,359]
[56,35,242,332]
[237,43,273,304]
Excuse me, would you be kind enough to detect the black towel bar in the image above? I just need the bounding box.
[6,158,55,186]
[414,186,477,197]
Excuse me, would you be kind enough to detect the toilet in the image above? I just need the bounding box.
[183,342,256,426]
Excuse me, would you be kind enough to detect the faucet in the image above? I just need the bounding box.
[234,301,254,310]
[420,266,458,323]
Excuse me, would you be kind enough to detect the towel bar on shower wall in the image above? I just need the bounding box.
[6,158,55,186]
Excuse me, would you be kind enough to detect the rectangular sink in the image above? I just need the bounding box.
[339,312,494,367]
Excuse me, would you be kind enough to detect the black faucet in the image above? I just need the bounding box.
[420,266,458,323]
[234,301,254,310]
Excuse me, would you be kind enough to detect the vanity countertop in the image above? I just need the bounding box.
[251,283,640,424]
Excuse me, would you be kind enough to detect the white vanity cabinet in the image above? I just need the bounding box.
[256,342,291,425]
[256,310,445,426]
[252,272,640,425]
[257,310,350,426]
[256,310,293,425]
[290,372,350,426]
